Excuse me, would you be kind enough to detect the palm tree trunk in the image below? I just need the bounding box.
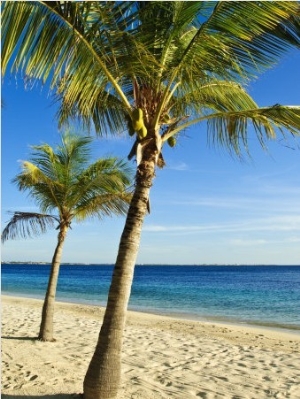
[38,224,68,341]
[84,140,158,399]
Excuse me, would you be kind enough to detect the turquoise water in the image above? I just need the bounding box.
[2,264,300,331]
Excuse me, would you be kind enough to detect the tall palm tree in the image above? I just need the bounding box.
[1,132,132,342]
[2,1,300,397]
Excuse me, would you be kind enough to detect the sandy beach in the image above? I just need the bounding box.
[1,295,300,398]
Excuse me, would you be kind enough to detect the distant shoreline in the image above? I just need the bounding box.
[2,262,300,266]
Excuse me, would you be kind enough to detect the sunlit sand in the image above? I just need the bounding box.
[2,295,300,398]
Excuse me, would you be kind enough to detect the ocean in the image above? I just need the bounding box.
[2,264,300,331]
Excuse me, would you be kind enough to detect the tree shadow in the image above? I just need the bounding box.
[2,336,37,341]
[2,394,83,399]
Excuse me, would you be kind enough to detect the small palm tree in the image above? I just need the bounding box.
[1,132,132,342]
[2,2,300,397]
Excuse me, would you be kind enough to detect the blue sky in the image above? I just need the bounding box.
[1,49,300,265]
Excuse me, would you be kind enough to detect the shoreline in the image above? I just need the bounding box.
[2,262,300,266]
[3,294,300,343]
[2,291,300,335]
[2,295,300,398]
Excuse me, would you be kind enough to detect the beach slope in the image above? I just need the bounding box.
[1,295,300,398]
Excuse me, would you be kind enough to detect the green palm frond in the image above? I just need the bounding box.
[1,212,59,243]
[168,103,300,156]
[2,1,300,151]
[2,1,132,112]
[17,161,48,185]
[56,89,129,134]
[78,157,132,187]
[204,2,300,72]
[75,192,132,221]
[162,76,300,155]
[167,1,300,78]
[165,80,258,125]
[11,132,133,217]
[207,105,300,156]
[13,160,64,212]
[70,157,133,213]
[146,1,300,123]
[54,133,92,171]
[3,3,299,119]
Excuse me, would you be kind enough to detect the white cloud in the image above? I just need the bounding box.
[166,162,189,171]
[168,194,300,216]
[144,215,300,235]
[285,236,300,243]
[229,238,268,246]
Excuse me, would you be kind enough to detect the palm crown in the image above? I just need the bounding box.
[2,1,300,157]
[2,133,132,242]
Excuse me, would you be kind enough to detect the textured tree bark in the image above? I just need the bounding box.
[84,138,158,399]
[38,225,68,341]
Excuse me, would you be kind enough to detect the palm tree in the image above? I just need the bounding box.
[1,132,132,342]
[2,1,300,397]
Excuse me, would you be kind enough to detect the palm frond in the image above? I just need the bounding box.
[166,80,258,125]
[206,105,300,156]
[1,1,132,112]
[12,159,61,212]
[157,1,299,125]
[69,157,133,213]
[173,1,300,81]
[2,1,299,150]
[56,89,129,134]
[10,131,133,223]
[75,192,132,221]
[1,212,59,243]
[55,133,92,168]
[162,76,300,155]
[79,157,133,186]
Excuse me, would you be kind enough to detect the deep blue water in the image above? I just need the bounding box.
[2,264,300,330]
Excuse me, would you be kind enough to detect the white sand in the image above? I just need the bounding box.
[1,295,300,398]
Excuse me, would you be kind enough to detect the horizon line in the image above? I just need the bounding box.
[2,261,299,267]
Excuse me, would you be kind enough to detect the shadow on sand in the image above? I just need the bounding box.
[2,395,83,399]
[2,336,37,341]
